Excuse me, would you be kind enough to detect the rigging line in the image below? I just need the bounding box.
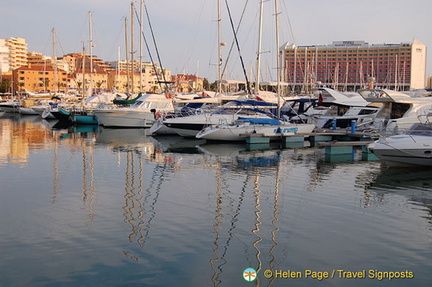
[221,0,250,81]
[133,7,163,91]
[281,0,296,44]
[224,0,252,95]
[143,2,170,92]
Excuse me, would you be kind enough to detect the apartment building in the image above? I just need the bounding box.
[0,37,28,72]
[108,60,171,93]
[172,74,204,92]
[13,65,69,92]
[0,39,10,73]
[282,39,426,92]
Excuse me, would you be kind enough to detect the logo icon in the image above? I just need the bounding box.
[243,267,257,282]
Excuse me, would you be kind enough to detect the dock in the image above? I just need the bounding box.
[241,130,378,162]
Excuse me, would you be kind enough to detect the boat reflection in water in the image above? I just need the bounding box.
[1,115,431,286]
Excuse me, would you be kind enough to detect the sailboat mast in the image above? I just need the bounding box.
[130,2,135,95]
[217,0,222,96]
[89,11,93,96]
[52,28,58,93]
[255,0,264,94]
[139,0,143,92]
[82,43,86,96]
[125,17,130,95]
[275,0,281,117]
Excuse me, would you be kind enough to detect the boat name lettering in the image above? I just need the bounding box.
[274,127,298,133]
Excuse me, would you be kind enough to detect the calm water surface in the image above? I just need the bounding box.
[0,114,431,287]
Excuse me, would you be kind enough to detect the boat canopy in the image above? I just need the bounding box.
[407,123,432,136]
[223,100,278,107]
[238,117,281,125]
[113,93,142,105]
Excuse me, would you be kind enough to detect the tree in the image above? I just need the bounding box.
[0,79,10,93]
[210,81,217,91]
[203,78,210,90]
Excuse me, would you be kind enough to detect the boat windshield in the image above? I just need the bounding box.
[407,123,432,136]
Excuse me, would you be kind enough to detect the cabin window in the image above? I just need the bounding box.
[359,109,377,115]
[390,103,410,119]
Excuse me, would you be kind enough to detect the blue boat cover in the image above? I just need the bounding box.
[238,117,281,125]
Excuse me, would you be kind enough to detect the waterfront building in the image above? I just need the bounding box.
[281,39,426,92]
[172,74,204,92]
[0,39,10,74]
[12,65,69,93]
[0,37,28,72]
[108,60,172,93]
[27,52,70,73]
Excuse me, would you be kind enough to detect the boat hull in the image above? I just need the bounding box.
[368,135,432,166]
[70,114,99,125]
[197,123,316,141]
[94,109,155,128]
[18,107,38,115]
[149,119,176,135]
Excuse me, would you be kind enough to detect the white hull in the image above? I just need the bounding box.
[368,134,432,166]
[149,119,177,135]
[94,93,174,128]
[18,107,39,115]
[164,114,278,137]
[95,109,156,128]
[0,102,20,113]
[196,123,316,141]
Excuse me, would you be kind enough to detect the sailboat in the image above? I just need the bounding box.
[196,0,316,141]
[69,11,99,125]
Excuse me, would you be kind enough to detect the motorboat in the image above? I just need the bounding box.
[162,100,279,137]
[196,117,315,141]
[358,89,432,134]
[368,122,432,166]
[291,87,380,130]
[94,93,174,128]
[149,97,220,135]
[0,100,21,113]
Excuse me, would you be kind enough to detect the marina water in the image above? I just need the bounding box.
[0,114,431,286]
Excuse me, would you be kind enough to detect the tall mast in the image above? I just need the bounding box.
[125,17,130,95]
[82,43,86,96]
[255,0,264,94]
[139,0,143,92]
[89,11,93,97]
[217,0,222,95]
[130,2,135,94]
[52,28,58,93]
[275,0,281,117]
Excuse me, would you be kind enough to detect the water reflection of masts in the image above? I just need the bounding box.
[123,150,137,242]
[210,162,250,286]
[52,137,59,204]
[268,157,281,286]
[138,160,166,247]
[121,148,165,248]
[82,145,95,225]
[252,169,263,286]
[210,162,223,286]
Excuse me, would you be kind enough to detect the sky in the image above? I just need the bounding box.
[1,0,432,84]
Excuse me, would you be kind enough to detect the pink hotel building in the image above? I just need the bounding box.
[281,39,426,92]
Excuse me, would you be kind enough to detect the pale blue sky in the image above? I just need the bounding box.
[1,0,431,83]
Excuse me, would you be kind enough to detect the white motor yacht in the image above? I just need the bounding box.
[368,123,432,166]
[292,87,379,130]
[94,93,174,128]
[162,100,279,137]
[358,88,432,134]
